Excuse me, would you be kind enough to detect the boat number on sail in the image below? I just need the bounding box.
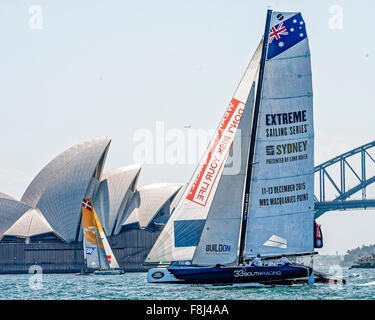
[186,98,245,206]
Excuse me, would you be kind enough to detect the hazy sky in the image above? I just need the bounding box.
[1,0,375,254]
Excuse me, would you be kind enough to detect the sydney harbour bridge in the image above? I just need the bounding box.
[314,140,375,218]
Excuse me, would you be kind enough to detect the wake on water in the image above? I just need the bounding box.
[357,281,375,286]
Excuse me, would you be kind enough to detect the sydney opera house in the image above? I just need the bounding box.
[0,137,184,273]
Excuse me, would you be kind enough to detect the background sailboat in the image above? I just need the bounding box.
[80,198,124,275]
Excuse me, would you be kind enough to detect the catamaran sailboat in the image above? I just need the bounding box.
[145,9,321,286]
[78,198,125,275]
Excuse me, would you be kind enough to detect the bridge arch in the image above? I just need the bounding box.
[314,140,375,218]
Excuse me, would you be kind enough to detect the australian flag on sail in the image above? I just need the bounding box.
[267,13,307,60]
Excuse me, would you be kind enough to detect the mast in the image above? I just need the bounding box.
[238,9,272,265]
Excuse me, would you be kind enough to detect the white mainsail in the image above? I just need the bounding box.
[244,11,314,258]
[145,41,263,264]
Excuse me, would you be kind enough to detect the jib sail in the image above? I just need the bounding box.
[145,41,262,265]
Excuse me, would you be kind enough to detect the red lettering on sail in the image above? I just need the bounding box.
[186,98,245,206]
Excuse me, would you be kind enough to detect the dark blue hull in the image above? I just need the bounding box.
[148,265,311,285]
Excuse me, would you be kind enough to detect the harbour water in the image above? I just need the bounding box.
[1,267,375,300]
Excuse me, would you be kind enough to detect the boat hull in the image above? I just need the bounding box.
[76,269,94,276]
[93,269,125,275]
[147,265,311,285]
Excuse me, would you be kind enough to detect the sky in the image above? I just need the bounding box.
[0,0,375,254]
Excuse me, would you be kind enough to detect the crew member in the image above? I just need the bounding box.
[278,255,290,266]
[252,254,262,266]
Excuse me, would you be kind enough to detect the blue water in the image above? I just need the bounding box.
[1,267,374,300]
